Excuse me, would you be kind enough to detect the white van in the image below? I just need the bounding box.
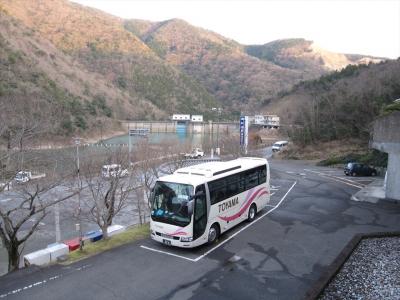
[272,141,288,152]
[101,164,129,178]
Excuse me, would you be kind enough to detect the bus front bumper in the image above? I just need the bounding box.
[151,232,195,248]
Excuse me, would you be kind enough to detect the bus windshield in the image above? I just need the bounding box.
[151,181,194,227]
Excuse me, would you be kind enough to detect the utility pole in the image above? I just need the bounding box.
[128,123,132,165]
[74,137,83,250]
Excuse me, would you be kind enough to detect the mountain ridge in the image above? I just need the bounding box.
[0,0,391,139]
[0,0,217,120]
[125,18,385,110]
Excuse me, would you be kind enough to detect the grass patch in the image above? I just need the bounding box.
[64,224,149,264]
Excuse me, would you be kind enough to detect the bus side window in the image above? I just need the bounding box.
[239,173,246,193]
[226,174,239,198]
[245,168,258,190]
[209,178,226,205]
[259,166,266,184]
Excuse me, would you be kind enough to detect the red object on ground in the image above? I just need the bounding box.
[63,238,80,251]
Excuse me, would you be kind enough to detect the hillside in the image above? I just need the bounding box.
[125,20,386,112]
[0,0,391,136]
[262,60,400,144]
[0,0,217,119]
[245,39,383,76]
[124,19,310,111]
[0,10,138,137]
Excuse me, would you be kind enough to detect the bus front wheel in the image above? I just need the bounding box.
[248,204,257,222]
[208,224,220,244]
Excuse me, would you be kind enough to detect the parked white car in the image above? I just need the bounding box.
[101,164,129,178]
[14,171,46,183]
[184,148,204,159]
[272,141,288,152]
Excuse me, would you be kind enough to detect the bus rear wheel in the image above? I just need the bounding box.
[208,224,220,244]
[248,204,257,222]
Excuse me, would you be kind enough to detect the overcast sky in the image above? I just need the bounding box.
[72,0,400,58]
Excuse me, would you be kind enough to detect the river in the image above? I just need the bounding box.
[102,132,216,147]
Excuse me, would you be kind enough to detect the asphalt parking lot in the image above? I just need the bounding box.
[1,159,399,300]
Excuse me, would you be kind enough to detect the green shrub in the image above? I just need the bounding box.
[61,119,73,134]
[74,115,87,130]
[317,150,387,167]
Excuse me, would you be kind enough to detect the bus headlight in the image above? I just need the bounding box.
[150,229,155,235]
[180,237,193,242]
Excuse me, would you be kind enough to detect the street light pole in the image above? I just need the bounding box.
[212,107,222,155]
[74,137,83,251]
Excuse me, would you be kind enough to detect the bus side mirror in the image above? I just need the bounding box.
[190,191,204,200]
[187,200,194,216]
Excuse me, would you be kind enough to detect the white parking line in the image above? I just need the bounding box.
[192,181,297,262]
[329,175,366,187]
[0,198,12,203]
[304,169,363,189]
[140,181,297,262]
[140,245,197,262]
[0,264,91,298]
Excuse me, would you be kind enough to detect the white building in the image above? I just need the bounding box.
[172,114,191,121]
[191,115,203,122]
[171,114,203,123]
[253,115,280,128]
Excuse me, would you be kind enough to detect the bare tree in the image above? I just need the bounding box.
[131,142,162,208]
[220,133,242,158]
[130,140,187,222]
[1,94,56,186]
[0,178,78,272]
[0,94,75,272]
[81,151,136,239]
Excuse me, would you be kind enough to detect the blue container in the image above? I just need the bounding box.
[84,230,103,242]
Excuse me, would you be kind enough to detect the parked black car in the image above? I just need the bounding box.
[344,162,377,176]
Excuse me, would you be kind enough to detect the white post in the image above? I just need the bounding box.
[54,202,60,242]
[143,187,147,223]
[74,137,83,251]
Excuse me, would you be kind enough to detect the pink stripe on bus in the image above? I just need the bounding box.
[218,187,268,222]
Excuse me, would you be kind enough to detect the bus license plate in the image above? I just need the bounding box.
[163,239,171,246]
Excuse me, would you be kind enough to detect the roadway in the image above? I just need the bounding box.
[1,160,399,299]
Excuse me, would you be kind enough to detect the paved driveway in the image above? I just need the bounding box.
[1,160,399,300]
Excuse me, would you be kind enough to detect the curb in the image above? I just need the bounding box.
[304,231,400,300]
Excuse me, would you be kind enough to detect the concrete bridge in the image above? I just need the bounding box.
[372,111,400,201]
[121,120,239,134]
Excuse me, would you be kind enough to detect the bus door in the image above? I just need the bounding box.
[193,184,207,240]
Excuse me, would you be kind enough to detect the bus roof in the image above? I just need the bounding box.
[158,157,268,187]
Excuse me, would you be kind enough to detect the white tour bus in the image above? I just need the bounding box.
[150,157,270,248]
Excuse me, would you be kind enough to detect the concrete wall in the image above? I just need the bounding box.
[121,121,239,134]
[372,111,400,153]
[372,111,400,201]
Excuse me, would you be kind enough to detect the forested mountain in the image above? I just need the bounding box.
[263,60,400,144]
[0,0,389,138]
[245,38,383,75]
[125,19,312,110]
[0,0,216,123]
[0,10,127,136]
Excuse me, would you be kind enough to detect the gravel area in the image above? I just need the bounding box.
[320,237,400,299]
